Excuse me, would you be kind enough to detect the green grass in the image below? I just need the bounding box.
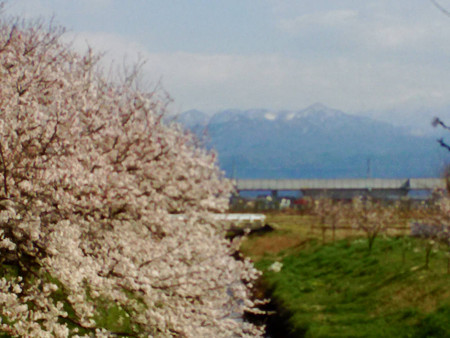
[255,237,450,337]
[0,212,447,337]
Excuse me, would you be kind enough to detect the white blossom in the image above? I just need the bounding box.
[0,14,263,337]
[268,261,283,273]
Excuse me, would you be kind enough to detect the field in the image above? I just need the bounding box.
[240,212,450,337]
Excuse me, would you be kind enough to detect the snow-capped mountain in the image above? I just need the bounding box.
[177,104,449,179]
[203,103,343,125]
[173,109,209,128]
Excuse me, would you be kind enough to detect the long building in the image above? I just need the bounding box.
[235,178,447,200]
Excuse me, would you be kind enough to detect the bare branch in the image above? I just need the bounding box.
[438,138,450,152]
[430,0,450,17]
[432,117,450,130]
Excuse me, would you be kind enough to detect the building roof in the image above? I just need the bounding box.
[235,178,446,191]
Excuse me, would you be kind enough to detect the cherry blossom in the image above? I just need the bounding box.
[0,15,263,337]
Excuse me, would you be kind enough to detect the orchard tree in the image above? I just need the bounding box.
[312,198,343,243]
[436,196,450,273]
[416,192,450,270]
[0,14,263,337]
[349,197,398,253]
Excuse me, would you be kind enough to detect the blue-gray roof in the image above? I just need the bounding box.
[235,178,446,191]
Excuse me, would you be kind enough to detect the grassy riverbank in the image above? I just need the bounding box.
[241,214,450,337]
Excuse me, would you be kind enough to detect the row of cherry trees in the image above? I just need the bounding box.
[0,15,263,337]
[312,197,397,251]
[312,194,450,268]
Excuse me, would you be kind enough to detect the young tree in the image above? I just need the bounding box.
[350,197,397,253]
[413,192,450,270]
[437,196,450,273]
[312,198,343,243]
[0,15,263,337]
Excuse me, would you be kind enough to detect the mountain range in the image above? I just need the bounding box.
[174,103,449,179]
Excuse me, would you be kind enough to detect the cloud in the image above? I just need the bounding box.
[273,2,450,54]
[5,0,55,19]
[79,0,112,7]
[279,9,359,34]
[64,31,145,62]
[62,29,450,120]
[8,0,450,127]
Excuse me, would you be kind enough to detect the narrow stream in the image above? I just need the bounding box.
[245,284,304,338]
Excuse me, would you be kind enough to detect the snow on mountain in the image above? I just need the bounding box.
[264,112,277,120]
[177,104,448,179]
[173,109,210,128]
[182,103,349,126]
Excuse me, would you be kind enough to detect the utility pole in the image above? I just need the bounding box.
[367,158,371,179]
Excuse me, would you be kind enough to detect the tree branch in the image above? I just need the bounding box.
[438,138,450,152]
[0,140,8,196]
[430,0,450,17]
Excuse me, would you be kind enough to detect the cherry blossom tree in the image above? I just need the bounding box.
[349,197,398,253]
[413,192,450,270]
[0,14,263,337]
[312,198,343,243]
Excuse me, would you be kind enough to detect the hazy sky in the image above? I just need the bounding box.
[6,0,450,127]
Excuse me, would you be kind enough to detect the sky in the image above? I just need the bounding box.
[5,0,450,129]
